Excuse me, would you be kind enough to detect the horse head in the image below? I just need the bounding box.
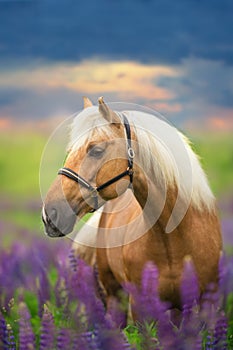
[42,97,135,237]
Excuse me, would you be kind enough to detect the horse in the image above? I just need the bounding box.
[42,96,222,324]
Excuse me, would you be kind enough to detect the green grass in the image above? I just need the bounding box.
[190,132,233,196]
[0,131,46,198]
[0,131,46,234]
[1,209,42,232]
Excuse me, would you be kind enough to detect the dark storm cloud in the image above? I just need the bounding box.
[0,0,233,65]
[0,87,83,119]
[158,58,233,108]
[0,88,22,106]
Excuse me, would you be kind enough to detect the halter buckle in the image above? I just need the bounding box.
[127,167,134,176]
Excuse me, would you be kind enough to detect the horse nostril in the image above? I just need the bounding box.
[49,208,58,224]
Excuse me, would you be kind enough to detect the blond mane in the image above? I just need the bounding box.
[69,107,215,212]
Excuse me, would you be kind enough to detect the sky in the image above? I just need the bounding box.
[0,0,233,131]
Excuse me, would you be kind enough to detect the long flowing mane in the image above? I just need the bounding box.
[68,107,215,213]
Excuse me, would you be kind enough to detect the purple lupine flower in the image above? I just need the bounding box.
[218,253,229,309]
[218,253,227,290]
[194,333,203,350]
[54,265,69,310]
[0,316,16,350]
[180,256,199,319]
[213,311,228,350]
[85,327,131,350]
[0,238,54,302]
[218,254,233,314]
[200,283,220,331]
[39,305,55,350]
[205,332,214,350]
[5,324,16,350]
[56,328,71,350]
[125,262,177,349]
[70,330,110,350]
[49,246,71,314]
[69,257,108,329]
[93,263,106,307]
[18,302,35,350]
[69,249,78,272]
[0,249,20,308]
[125,262,169,323]
[37,267,51,317]
[178,257,204,349]
[0,313,8,349]
[106,296,127,328]
[79,330,100,350]
[3,215,233,350]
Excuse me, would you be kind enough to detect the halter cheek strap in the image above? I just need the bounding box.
[123,114,134,184]
[58,167,100,211]
[58,114,135,212]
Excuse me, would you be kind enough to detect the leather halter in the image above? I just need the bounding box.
[58,114,135,212]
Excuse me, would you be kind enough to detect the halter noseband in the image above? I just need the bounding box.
[58,114,135,213]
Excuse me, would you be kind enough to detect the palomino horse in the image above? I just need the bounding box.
[42,97,222,323]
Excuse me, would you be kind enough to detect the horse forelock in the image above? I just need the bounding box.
[68,106,113,152]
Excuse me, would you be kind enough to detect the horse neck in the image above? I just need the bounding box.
[132,164,181,235]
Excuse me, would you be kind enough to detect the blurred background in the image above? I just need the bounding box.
[0,0,232,250]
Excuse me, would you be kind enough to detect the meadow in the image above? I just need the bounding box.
[0,129,232,349]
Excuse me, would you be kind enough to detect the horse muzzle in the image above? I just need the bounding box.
[42,201,77,238]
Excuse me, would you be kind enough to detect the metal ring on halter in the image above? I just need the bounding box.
[128,147,135,159]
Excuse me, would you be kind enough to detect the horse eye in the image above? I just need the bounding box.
[88,146,105,158]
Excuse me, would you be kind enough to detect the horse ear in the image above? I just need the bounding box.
[83,96,93,109]
[98,96,121,128]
